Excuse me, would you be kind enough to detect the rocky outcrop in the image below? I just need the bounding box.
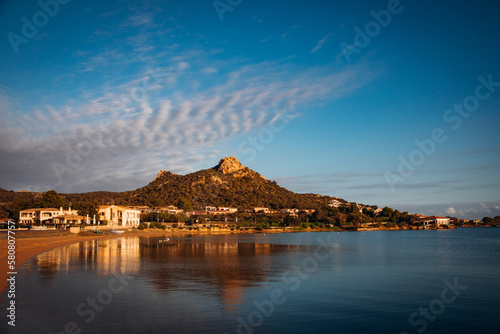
[214,157,246,174]
[156,170,174,180]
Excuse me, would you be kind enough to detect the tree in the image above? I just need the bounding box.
[151,198,165,207]
[0,206,8,219]
[38,190,67,209]
[380,207,394,218]
[284,215,300,226]
[73,202,98,218]
[348,213,361,227]
[177,198,192,211]
[313,208,327,222]
[363,208,375,218]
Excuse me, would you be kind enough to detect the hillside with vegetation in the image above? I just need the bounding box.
[125,157,330,210]
[0,157,332,218]
[2,157,484,229]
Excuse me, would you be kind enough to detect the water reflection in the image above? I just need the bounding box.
[35,237,302,310]
[143,241,303,310]
[36,238,140,285]
[4,230,499,334]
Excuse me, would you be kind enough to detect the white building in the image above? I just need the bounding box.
[418,215,451,228]
[329,199,346,208]
[281,208,300,215]
[217,207,238,213]
[157,206,184,215]
[19,207,81,226]
[253,207,270,213]
[98,205,141,227]
[205,206,238,214]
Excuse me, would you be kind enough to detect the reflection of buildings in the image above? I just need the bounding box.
[91,237,141,274]
[36,237,141,282]
[35,238,297,311]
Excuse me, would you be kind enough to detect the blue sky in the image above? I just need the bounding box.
[0,0,499,219]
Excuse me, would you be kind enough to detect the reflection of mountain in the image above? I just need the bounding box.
[140,242,297,310]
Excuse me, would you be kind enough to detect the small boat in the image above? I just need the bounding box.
[110,230,125,234]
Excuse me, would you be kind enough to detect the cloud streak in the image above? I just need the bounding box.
[311,33,333,53]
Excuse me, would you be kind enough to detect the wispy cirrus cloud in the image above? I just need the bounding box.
[311,33,333,53]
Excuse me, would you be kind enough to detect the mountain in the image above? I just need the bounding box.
[125,157,331,209]
[0,157,340,219]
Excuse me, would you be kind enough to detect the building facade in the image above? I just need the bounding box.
[206,206,238,214]
[98,205,141,227]
[19,207,83,226]
[253,207,270,213]
[418,215,451,228]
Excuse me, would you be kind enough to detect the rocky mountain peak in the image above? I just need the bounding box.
[156,170,173,179]
[214,157,245,174]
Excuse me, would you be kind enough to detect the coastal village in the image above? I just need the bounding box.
[0,158,492,233]
[12,202,457,233]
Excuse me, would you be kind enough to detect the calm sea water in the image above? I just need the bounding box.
[2,228,500,334]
